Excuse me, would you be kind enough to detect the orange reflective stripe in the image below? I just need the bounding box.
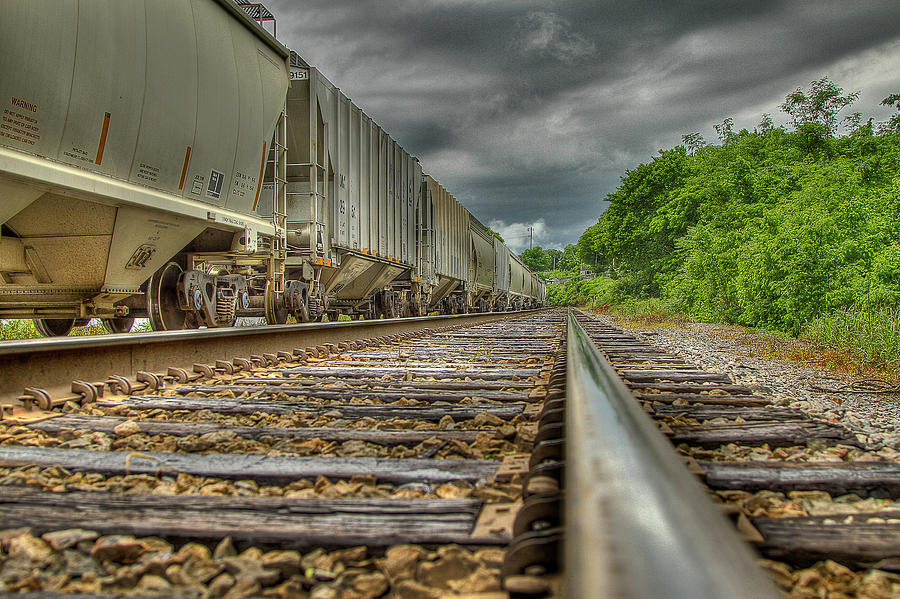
[178,146,192,190]
[252,141,267,211]
[94,112,111,165]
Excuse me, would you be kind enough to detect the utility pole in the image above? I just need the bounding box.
[528,226,533,249]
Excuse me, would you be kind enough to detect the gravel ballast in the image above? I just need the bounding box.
[599,315,900,450]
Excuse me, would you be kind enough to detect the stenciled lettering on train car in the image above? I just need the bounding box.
[125,244,157,270]
[10,97,38,112]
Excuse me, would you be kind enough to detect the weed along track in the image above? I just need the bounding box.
[571,309,900,598]
[0,311,565,598]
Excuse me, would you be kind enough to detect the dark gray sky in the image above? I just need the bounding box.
[264,0,900,252]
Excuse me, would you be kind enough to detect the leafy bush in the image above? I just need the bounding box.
[547,276,617,308]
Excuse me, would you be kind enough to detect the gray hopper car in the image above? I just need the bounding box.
[0,0,543,335]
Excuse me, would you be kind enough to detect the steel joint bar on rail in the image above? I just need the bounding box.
[0,310,543,403]
[564,309,778,599]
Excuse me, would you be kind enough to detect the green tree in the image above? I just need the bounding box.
[682,132,706,155]
[780,77,859,136]
[521,246,552,271]
[546,248,562,270]
[756,113,774,133]
[558,244,580,272]
[576,223,603,269]
[487,228,504,243]
[880,92,900,133]
[714,117,735,144]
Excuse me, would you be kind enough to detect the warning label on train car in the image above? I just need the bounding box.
[1,99,41,147]
[207,169,225,200]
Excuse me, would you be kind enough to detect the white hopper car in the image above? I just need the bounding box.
[0,0,544,335]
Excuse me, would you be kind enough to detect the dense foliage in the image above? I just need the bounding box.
[521,245,580,276]
[576,79,900,335]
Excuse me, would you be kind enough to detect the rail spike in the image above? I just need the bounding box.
[193,364,216,379]
[233,357,253,371]
[20,387,53,411]
[71,380,102,404]
[216,360,236,375]
[136,371,164,391]
[166,367,191,384]
[106,375,134,396]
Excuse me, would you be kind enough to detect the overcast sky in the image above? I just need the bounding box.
[263,0,900,253]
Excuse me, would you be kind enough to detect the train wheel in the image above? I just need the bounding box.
[34,318,75,337]
[264,280,288,325]
[147,262,188,331]
[102,317,135,334]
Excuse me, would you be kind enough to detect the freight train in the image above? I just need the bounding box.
[0,0,544,336]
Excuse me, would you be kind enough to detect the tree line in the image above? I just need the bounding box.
[564,77,900,335]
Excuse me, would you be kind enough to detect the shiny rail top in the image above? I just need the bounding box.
[0,310,543,404]
[564,310,779,598]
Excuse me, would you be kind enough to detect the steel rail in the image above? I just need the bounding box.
[564,310,779,598]
[0,310,543,404]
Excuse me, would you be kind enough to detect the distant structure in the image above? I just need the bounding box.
[580,265,596,280]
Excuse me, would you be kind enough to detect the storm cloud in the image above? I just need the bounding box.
[264,0,900,252]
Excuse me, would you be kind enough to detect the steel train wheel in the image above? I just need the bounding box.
[34,318,76,337]
[147,262,188,331]
[264,280,288,325]
[102,317,135,334]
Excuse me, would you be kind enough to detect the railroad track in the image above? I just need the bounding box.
[0,308,898,598]
[567,309,900,598]
[0,310,565,598]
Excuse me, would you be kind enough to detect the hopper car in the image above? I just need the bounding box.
[0,0,544,336]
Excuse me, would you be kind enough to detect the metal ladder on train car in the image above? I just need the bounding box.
[269,110,288,295]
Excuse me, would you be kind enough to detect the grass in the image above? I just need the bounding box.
[587,296,690,331]
[711,323,900,384]
[0,319,152,340]
[803,304,900,373]
[598,297,688,329]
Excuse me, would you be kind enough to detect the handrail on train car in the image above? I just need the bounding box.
[564,310,779,599]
